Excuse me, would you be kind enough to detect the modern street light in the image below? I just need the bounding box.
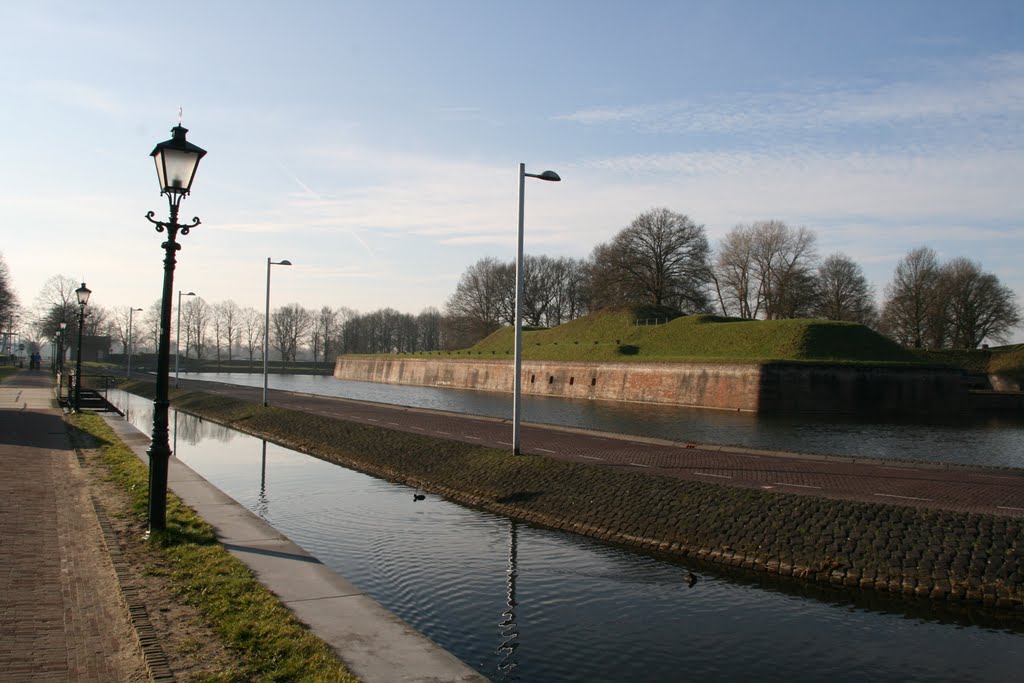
[73,282,91,412]
[264,258,292,406]
[512,163,560,455]
[145,121,207,532]
[127,307,144,378]
[175,291,196,387]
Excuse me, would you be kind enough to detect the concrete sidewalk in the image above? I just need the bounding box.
[0,370,147,682]
[101,413,485,683]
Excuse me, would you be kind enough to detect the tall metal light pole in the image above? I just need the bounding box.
[512,163,560,455]
[127,307,143,377]
[175,291,196,387]
[264,258,292,406]
[72,283,91,412]
[145,121,206,532]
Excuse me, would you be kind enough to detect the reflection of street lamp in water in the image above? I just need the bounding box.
[497,519,520,680]
[258,440,270,519]
[261,440,268,492]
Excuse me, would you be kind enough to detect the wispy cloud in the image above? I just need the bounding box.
[556,52,1024,139]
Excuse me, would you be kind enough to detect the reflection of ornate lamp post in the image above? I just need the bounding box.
[73,283,92,412]
[512,163,560,455]
[145,122,207,532]
[263,258,292,406]
[127,307,143,377]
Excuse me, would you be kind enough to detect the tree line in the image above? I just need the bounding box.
[19,274,450,365]
[445,208,1020,349]
[8,208,1022,362]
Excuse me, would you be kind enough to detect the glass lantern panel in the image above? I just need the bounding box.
[153,155,167,192]
[161,149,200,192]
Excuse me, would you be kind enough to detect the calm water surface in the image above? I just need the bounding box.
[181,371,1024,468]
[113,390,1024,682]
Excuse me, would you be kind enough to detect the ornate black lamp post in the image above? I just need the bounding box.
[145,123,207,532]
[73,283,91,412]
[57,321,67,393]
[52,325,62,377]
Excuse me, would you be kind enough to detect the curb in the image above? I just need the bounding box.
[90,496,176,683]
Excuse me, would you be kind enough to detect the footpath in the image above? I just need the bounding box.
[0,371,147,682]
[0,371,484,683]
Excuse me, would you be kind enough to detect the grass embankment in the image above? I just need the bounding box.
[383,306,1024,379]
[122,379,1024,612]
[393,306,925,365]
[69,412,359,683]
[923,345,1024,386]
[990,345,1024,385]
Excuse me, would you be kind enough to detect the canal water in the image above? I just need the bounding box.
[111,389,1024,682]
[181,372,1024,468]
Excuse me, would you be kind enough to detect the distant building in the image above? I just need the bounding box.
[74,335,112,363]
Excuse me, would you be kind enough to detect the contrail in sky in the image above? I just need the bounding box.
[279,162,376,259]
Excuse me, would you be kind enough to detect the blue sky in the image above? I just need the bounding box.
[3,1,1023,340]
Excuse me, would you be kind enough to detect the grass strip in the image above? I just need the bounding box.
[69,412,360,683]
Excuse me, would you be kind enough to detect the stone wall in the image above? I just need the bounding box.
[758,363,972,416]
[334,356,974,415]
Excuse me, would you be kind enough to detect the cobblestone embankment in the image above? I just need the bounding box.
[142,385,1024,615]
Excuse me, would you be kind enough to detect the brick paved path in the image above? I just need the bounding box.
[0,371,147,682]
[178,376,1024,518]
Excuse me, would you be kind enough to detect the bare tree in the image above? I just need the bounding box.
[212,300,241,364]
[548,257,588,325]
[748,221,818,319]
[444,257,509,344]
[589,207,712,312]
[142,300,162,355]
[879,246,943,348]
[713,225,759,318]
[270,303,312,364]
[33,274,80,337]
[940,257,1021,348]
[310,305,343,367]
[83,305,109,337]
[812,253,878,326]
[240,306,264,368]
[182,297,211,361]
[0,252,16,324]
[416,307,443,351]
[110,307,134,355]
[521,255,559,327]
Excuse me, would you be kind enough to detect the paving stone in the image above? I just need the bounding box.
[0,372,147,682]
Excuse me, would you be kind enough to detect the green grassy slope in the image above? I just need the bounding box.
[989,344,1024,382]
[420,307,924,364]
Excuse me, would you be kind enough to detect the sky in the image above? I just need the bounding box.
[2,1,1023,341]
